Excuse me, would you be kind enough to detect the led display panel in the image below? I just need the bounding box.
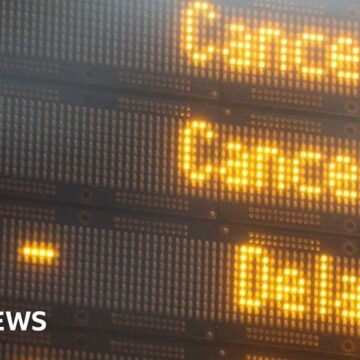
[0,199,219,340]
[1,80,360,234]
[218,223,360,356]
[0,330,211,360]
[0,80,219,219]
[0,0,359,115]
[1,199,360,355]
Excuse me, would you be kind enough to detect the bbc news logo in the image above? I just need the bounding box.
[0,311,47,332]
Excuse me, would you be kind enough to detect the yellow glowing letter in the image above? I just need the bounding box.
[235,246,270,308]
[220,142,248,187]
[335,275,360,319]
[317,255,331,316]
[180,120,215,182]
[182,1,218,63]
[295,33,325,77]
[253,146,279,189]
[331,38,360,81]
[292,151,322,195]
[276,267,306,313]
[220,145,279,189]
[223,23,251,68]
[256,27,282,70]
[328,156,358,199]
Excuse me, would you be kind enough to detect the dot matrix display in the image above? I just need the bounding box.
[0,0,358,115]
[1,201,360,355]
[0,2,359,355]
[1,80,360,233]
[180,119,360,215]
[182,1,360,95]
[233,244,360,332]
[0,215,218,321]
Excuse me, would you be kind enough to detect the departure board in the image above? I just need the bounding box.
[1,1,360,357]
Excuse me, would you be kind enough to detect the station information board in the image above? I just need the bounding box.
[1,1,360,356]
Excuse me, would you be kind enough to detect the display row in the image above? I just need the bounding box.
[0,79,360,235]
[1,197,360,356]
[0,0,359,116]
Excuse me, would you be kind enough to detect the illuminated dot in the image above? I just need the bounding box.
[206,131,214,138]
[31,249,39,256]
[23,247,31,256]
[39,249,47,257]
